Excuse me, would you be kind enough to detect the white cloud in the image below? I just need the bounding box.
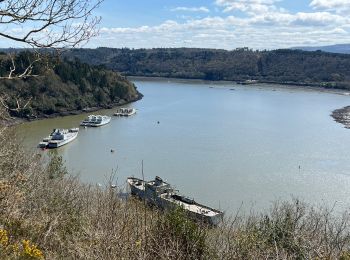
[292,12,346,26]
[2,0,349,50]
[93,11,350,50]
[64,0,350,50]
[215,0,282,15]
[171,6,210,13]
[310,0,350,13]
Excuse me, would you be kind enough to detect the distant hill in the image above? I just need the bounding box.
[64,47,350,90]
[292,44,350,54]
[0,51,141,119]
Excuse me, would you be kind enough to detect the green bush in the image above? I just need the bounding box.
[147,207,208,259]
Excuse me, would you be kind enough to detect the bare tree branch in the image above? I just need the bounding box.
[0,0,102,48]
[0,0,103,116]
[0,53,41,79]
[8,54,15,79]
[0,96,9,110]
[0,0,103,80]
[0,93,33,114]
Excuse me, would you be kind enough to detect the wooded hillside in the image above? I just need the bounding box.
[66,47,350,89]
[0,52,141,118]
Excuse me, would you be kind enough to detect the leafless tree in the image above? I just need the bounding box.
[0,52,41,79]
[0,0,103,48]
[0,0,102,78]
[0,94,32,112]
[0,0,103,116]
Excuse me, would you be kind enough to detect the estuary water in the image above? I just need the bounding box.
[15,78,350,214]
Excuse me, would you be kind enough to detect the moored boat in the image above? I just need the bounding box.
[80,115,94,126]
[43,128,79,148]
[38,128,59,148]
[114,108,136,116]
[127,176,224,225]
[80,115,111,127]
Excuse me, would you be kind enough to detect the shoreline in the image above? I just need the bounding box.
[2,76,350,127]
[0,93,143,127]
[128,75,350,96]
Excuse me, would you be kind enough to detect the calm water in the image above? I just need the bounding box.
[15,78,350,214]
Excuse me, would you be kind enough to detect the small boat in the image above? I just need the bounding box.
[80,115,111,127]
[127,176,224,225]
[39,128,79,148]
[237,79,258,85]
[114,108,136,117]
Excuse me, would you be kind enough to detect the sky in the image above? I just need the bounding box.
[86,0,350,50]
[1,0,350,50]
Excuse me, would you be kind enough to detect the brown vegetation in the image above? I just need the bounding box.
[1,127,350,259]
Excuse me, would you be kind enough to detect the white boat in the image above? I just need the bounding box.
[127,176,224,225]
[80,115,111,127]
[45,128,79,148]
[38,129,60,148]
[80,115,95,126]
[114,108,136,117]
[90,115,111,127]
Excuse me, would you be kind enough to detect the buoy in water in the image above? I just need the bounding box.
[111,149,115,153]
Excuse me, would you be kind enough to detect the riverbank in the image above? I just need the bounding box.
[128,75,350,96]
[4,76,349,129]
[0,93,143,127]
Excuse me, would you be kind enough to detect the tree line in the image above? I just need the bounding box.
[66,47,350,89]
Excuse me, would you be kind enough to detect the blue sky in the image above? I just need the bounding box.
[98,0,220,27]
[97,0,313,27]
[87,0,350,50]
[1,0,350,50]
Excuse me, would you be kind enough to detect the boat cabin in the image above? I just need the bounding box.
[144,176,173,198]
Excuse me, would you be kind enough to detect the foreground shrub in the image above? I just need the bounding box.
[146,207,208,259]
[209,200,350,259]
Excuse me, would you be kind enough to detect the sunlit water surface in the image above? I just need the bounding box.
[15,78,350,215]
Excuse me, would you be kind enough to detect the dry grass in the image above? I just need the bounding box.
[1,126,350,259]
[209,201,350,259]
